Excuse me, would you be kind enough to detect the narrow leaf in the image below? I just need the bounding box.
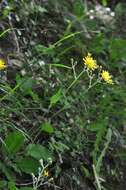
[50,89,62,107]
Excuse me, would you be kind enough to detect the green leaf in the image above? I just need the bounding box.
[40,122,54,134]
[88,122,103,132]
[29,90,39,102]
[73,0,84,17]
[102,0,108,6]
[0,180,7,188]
[96,128,112,173]
[35,44,55,56]
[16,76,34,95]
[50,89,62,107]
[16,157,39,174]
[106,128,112,141]
[50,139,69,153]
[37,6,47,13]
[89,33,107,54]
[21,78,34,94]
[0,161,16,181]
[91,120,108,164]
[109,38,126,61]
[81,165,90,178]
[115,3,126,16]
[4,131,25,155]
[20,188,33,190]
[49,63,71,69]
[26,144,52,161]
[8,182,18,190]
[0,28,11,38]
[16,75,38,101]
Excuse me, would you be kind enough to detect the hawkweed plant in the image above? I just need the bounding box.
[32,158,53,190]
[50,53,114,119]
[67,52,113,93]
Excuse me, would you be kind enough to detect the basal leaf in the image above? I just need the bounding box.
[16,157,39,174]
[4,131,25,155]
[26,144,52,161]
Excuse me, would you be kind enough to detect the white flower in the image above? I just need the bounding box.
[106,7,111,12]
[39,60,45,66]
[89,9,94,13]
[89,15,94,20]
[21,69,26,76]
[110,12,115,17]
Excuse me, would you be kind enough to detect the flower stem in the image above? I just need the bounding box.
[66,69,85,93]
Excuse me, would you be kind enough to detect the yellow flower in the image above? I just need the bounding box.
[83,53,98,70]
[43,170,49,177]
[101,70,113,84]
[0,59,6,70]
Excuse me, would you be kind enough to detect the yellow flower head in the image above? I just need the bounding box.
[101,70,113,84]
[83,53,98,70]
[0,59,6,70]
[43,170,49,177]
